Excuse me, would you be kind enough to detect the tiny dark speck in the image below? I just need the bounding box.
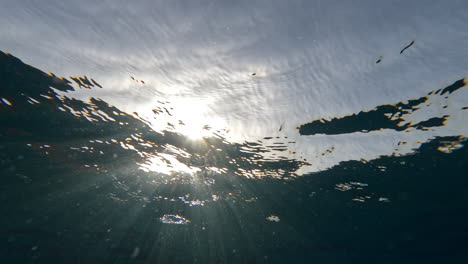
[376,56,383,64]
[400,40,415,54]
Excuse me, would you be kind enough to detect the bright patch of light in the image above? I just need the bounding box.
[159,214,190,225]
[139,153,201,175]
[169,99,225,140]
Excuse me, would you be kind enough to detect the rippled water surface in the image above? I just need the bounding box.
[1,1,468,263]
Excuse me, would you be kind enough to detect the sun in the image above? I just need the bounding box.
[168,99,224,140]
[179,123,213,140]
[140,96,229,140]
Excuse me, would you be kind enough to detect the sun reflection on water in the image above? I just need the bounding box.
[139,153,201,176]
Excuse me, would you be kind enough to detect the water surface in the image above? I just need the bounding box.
[1,1,468,263]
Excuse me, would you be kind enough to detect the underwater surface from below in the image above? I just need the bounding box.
[1,49,468,263]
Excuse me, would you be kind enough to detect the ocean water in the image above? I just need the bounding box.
[1,1,468,263]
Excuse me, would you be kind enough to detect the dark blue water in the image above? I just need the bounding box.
[1,50,468,263]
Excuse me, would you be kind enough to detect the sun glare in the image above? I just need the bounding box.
[180,124,213,140]
[169,99,226,140]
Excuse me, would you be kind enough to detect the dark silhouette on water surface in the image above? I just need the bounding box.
[400,40,415,54]
[376,56,383,64]
[298,78,466,136]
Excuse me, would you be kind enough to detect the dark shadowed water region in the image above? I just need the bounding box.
[1,49,468,264]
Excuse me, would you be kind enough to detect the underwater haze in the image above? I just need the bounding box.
[1,0,468,263]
